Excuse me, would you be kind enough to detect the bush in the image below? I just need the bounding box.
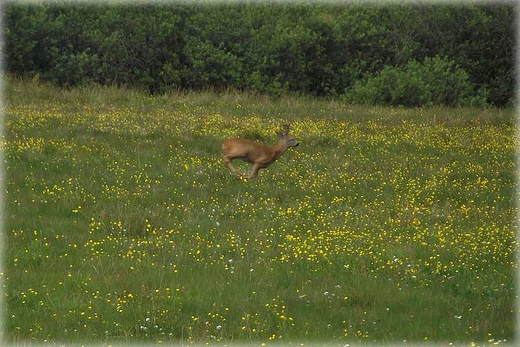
[4,4,512,105]
[343,56,488,107]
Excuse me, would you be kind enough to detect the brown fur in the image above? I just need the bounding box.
[222,125,299,179]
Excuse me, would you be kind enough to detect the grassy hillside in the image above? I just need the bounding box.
[2,79,517,345]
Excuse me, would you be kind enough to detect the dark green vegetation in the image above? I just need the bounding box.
[4,2,515,106]
[3,80,517,345]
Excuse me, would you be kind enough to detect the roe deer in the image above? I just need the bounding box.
[222,124,299,179]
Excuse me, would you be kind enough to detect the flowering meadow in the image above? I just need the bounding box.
[2,80,518,345]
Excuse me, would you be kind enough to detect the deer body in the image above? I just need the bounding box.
[222,125,299,179]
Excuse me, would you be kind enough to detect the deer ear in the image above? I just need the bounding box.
[277,124,290,137]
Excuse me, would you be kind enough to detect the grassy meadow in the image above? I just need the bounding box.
[2,79,518,345]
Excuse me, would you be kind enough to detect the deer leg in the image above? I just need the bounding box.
[223,156,244,177]
[249,163,261,179]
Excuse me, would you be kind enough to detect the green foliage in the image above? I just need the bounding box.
[3,3,515,106]
[343,56,488,107]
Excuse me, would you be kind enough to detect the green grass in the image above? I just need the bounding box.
[2,78,517,345]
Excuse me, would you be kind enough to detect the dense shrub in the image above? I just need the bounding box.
[4,3,515,106]
[343,56,488,107]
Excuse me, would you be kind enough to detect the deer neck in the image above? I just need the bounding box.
[270,140,289,162]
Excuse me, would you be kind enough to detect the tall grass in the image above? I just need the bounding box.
[2,79,517,345]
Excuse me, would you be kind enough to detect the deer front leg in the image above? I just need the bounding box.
[249,163,262,179]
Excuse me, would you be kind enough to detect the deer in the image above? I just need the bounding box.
[222,124,299,179]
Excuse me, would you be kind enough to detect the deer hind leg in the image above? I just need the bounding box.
[223,155,245,177]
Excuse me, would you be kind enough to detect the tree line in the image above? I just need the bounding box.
[4,2,515,107]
